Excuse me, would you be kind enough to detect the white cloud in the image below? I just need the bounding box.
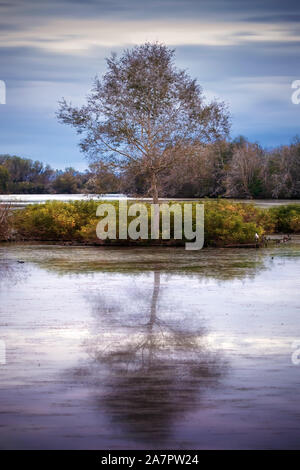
[1,19,300,54]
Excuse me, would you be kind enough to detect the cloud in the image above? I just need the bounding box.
[1,18,300,54]
[1,0,300,54]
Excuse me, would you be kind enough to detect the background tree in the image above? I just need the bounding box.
[0,165,9,193]
[58,42,230,202]
[266,137,300,198]
[85,161,121,194]
[52,167,81,194]
[158,139,232,198]
[225,139,266,198]
[0,154,54,193]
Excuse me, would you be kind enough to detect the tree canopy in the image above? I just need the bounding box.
[58,42,230,202]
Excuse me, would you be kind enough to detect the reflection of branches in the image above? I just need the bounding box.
[0,259,26,288]
[77,271,227,444]
[87,271,210,371]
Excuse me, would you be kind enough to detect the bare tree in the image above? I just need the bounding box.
[58,43,230,202]
[266,139,300,198]
[225,141,266,198]
[85,161,121,194]
[159,139,231,198]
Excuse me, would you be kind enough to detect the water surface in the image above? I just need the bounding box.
[0,242,300,449]
[1,193,300,208]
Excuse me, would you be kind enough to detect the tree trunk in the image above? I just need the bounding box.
[151,172,159,204]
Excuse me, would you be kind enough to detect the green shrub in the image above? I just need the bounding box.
[10,199,281,245]
[269,204,300,233]
[13,200,100,240]
[203,200,273,245]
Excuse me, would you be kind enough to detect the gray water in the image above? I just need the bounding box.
[1,193,300,208]
[0,193,125,206]
[0,242,300,449]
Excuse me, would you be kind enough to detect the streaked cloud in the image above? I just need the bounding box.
[1,19,300,53]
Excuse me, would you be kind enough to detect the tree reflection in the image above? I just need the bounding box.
[78,271,226,444]
[0,259,26,288]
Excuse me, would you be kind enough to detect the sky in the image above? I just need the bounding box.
[0,0,300,170]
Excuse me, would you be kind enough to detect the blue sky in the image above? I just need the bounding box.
[0,0,300,169]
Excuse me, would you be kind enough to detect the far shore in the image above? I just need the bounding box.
[1,193,300,209]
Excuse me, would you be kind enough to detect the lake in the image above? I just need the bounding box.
[1,193,300,208]
[0,241,300,449]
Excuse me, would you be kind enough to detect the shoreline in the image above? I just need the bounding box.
[1,233,298,249]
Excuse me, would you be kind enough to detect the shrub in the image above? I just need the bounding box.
[10,199,281,245]
[203,200,273,245]
[13,200,100,240]
[269,204,300,233]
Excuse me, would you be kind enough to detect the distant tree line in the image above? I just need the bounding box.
[0,135,299,198]
[0,155,86,194]
[91,135,300,199]
[136,135,300,199]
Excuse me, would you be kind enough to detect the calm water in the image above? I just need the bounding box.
[1,193,300,208]
[0,242,300,449]
[0,193,125,206]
